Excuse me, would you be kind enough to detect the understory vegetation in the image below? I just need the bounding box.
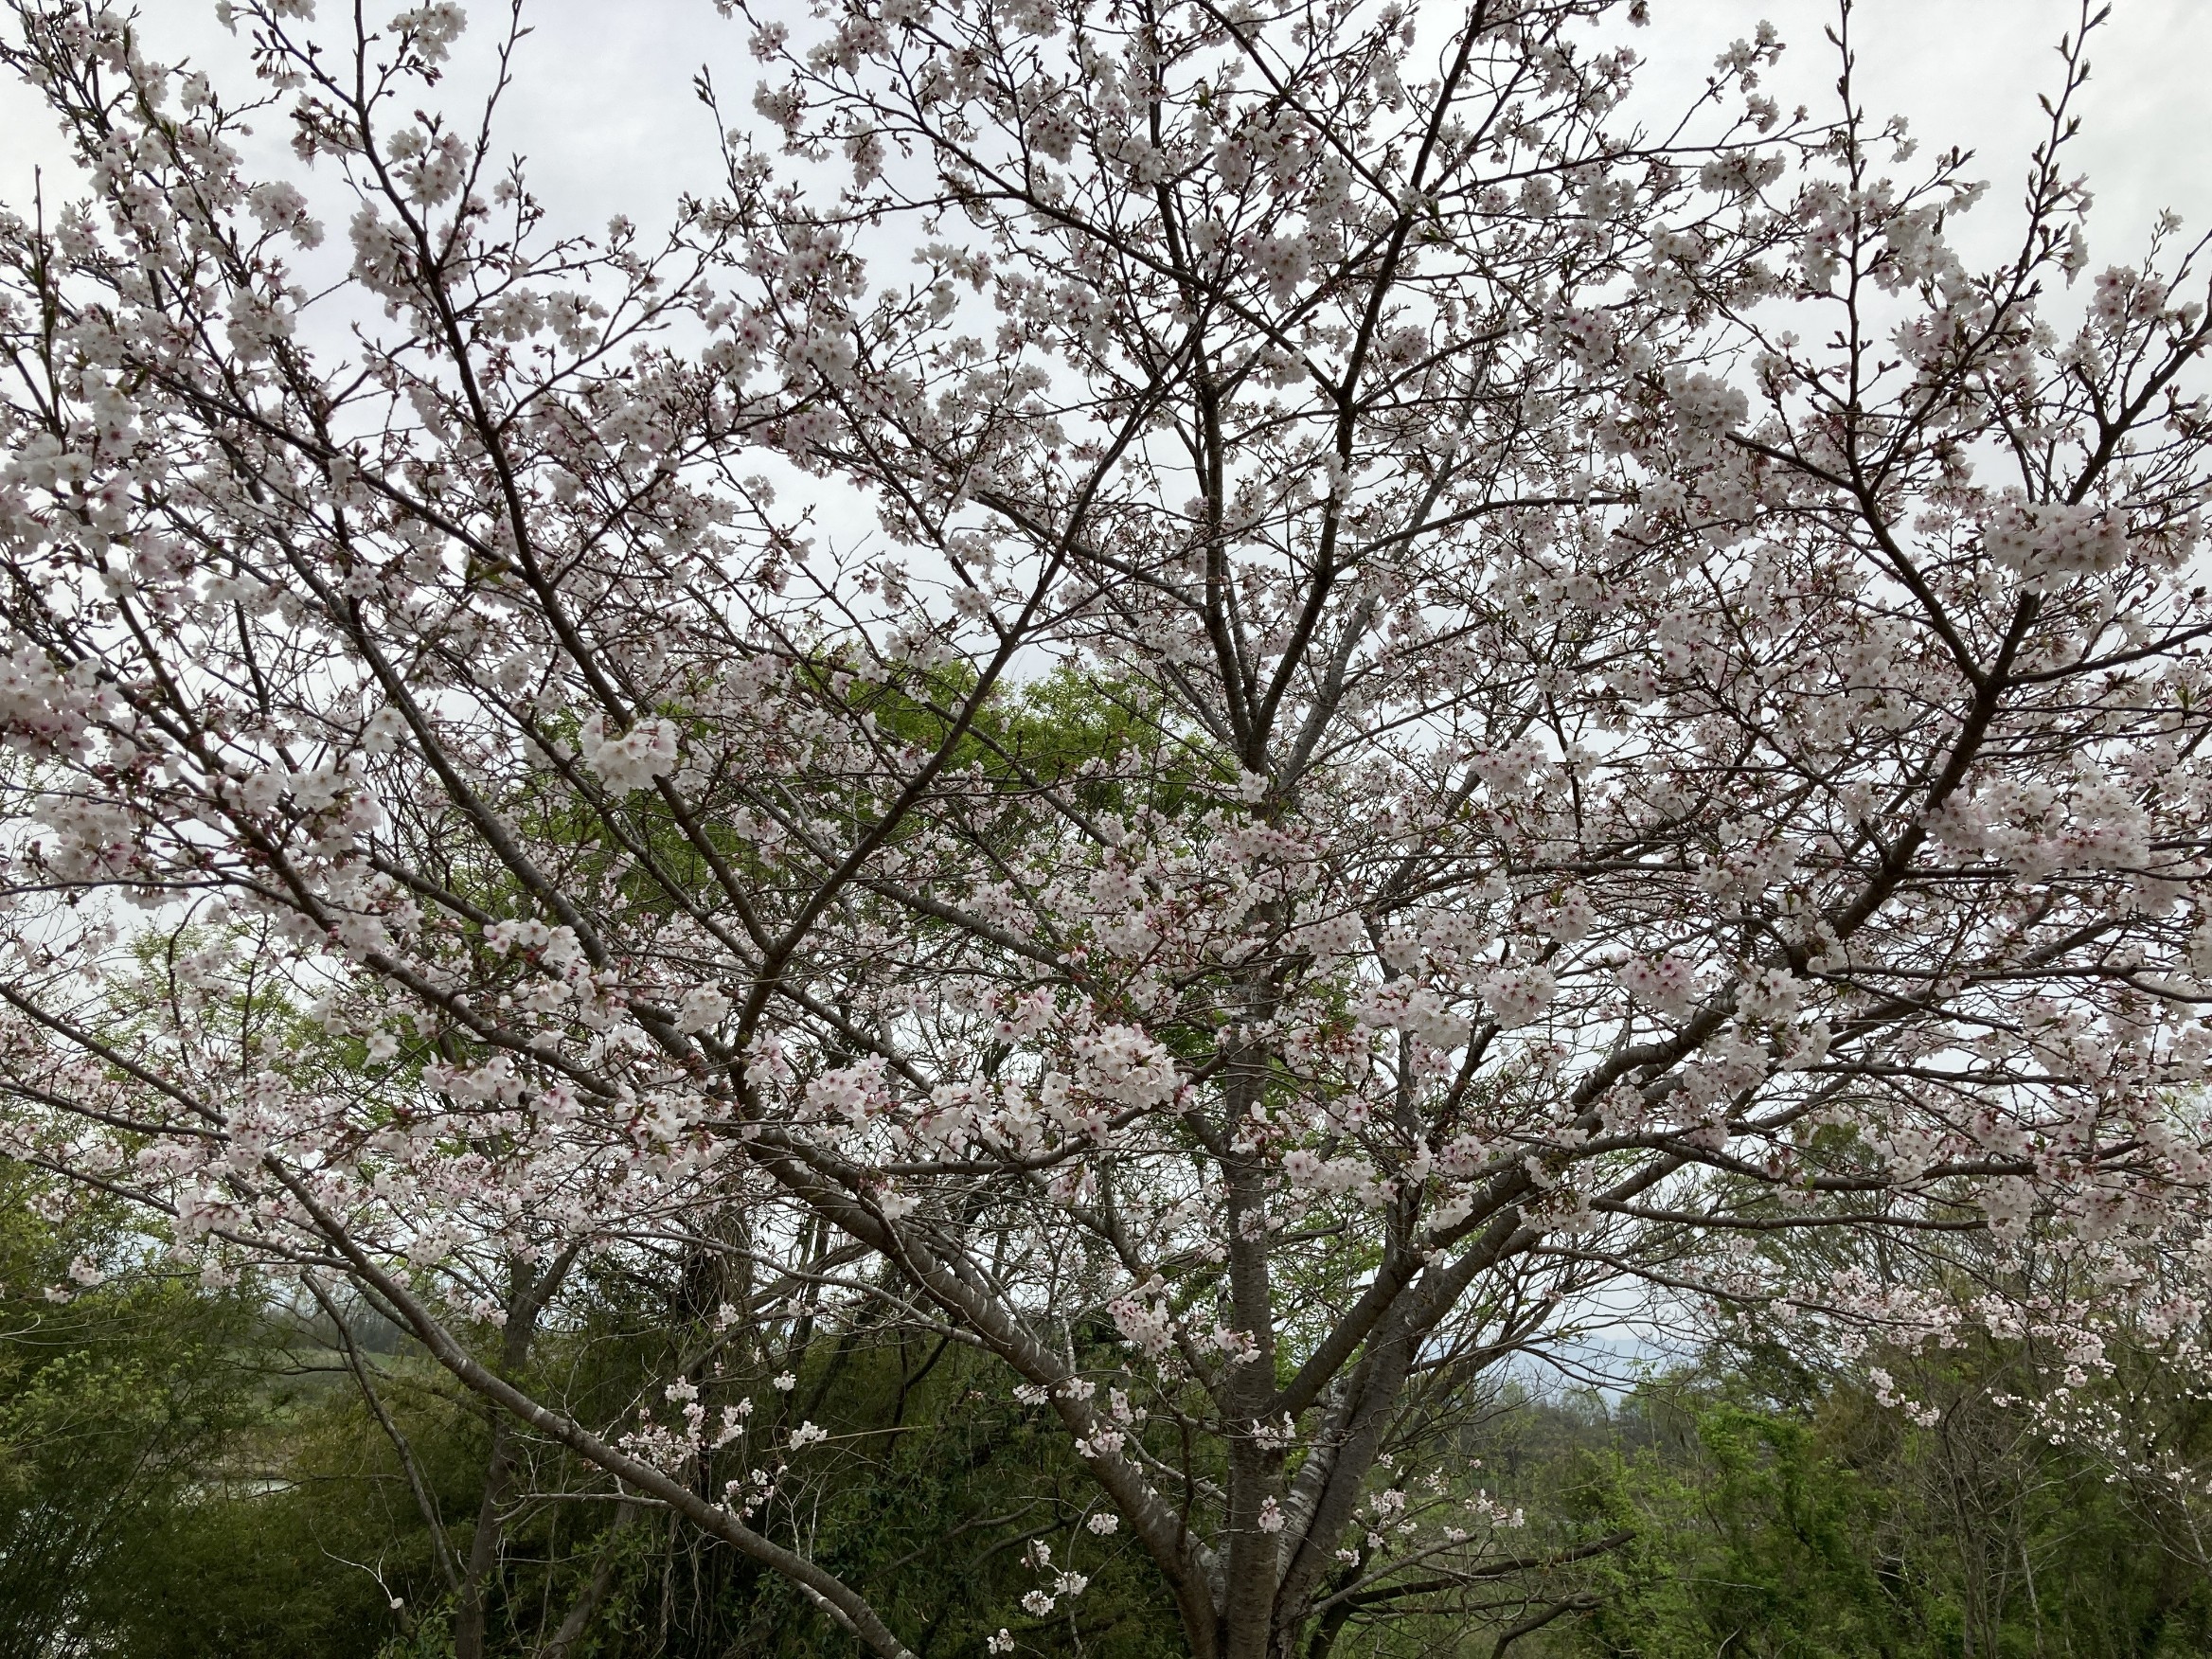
[8,1173,2206,1659]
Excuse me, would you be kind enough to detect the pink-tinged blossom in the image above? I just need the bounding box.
[578,713,682,792]
[1,4,2208,1657]
[1479,964,1559,1029]
[1617,954,1701,1020]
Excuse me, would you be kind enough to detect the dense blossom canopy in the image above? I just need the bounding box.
[3,1,2211,1655]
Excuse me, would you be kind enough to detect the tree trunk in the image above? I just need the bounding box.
[455,1413,517,1659]
[455,1247,580,1659]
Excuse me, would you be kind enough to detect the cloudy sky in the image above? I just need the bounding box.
[2,0,2204,272]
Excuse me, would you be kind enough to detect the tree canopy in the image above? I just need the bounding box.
[3,1,2211,1656]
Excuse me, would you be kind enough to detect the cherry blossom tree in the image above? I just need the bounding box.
[4,0,2212,1655]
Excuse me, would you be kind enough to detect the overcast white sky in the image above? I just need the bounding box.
[2,0,2194,589]
[1,0,2203,269]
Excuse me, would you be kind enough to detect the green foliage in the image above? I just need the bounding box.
[1572,1400,1911,1659]
[7,1157,2209,1659]
[1560,1377,2212,1659]
[696,1334,1187,1659]
[0,1163,390,1657]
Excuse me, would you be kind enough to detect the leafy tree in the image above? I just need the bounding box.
[1568,1367,2212,1659]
